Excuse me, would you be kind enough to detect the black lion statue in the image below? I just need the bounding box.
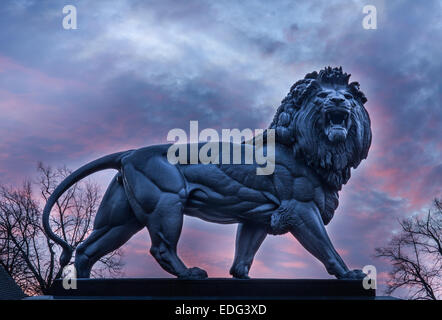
[43,66,371,280]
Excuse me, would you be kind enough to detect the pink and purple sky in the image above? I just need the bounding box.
[0,0,441,293]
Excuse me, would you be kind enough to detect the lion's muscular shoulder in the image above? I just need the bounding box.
[273,162,338,225]
[272,143,320,198]
[271,143,338,224]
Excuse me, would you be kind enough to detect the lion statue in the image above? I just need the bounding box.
[43,66,371,280]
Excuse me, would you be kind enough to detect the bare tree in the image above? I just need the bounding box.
[0,163,124,295]
[375,198,441,300]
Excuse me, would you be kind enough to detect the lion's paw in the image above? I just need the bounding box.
[229,263,251,279]
[178,267,208,280]
[339,269,367,280]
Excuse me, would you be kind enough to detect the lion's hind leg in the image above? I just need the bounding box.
[146,193,208,280]
[75,218,143,278]
[120,153,207,279]
[75,176,143,278]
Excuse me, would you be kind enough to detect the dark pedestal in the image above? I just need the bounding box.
[49,278,376,300]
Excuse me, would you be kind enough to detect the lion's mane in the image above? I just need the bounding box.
[269,67,372,191]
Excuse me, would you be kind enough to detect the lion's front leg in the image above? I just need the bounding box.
[288,201,365,280]
[230,222,267,279]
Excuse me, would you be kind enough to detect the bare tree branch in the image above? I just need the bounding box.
[375,198,441,300]
[0,162,125,295]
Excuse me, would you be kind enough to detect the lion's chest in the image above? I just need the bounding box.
[272,161,336,223]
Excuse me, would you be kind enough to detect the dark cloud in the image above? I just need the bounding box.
[0,0,441,293]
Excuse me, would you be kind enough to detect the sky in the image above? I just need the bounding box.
[0,0,441,295]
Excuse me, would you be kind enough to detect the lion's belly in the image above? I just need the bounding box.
[179,163,278,224]
[183,183,276,224]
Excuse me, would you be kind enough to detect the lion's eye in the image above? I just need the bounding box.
[317,92,328,98]
[344,93,353,99]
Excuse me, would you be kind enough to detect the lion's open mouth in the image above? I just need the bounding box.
[324,109,350,143]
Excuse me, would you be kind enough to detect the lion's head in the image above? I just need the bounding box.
[270,66,372,190]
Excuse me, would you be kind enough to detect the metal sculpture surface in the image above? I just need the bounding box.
[43,67,371,280]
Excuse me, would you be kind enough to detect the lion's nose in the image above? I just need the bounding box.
[331,97,345,105]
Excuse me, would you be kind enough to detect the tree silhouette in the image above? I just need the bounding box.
[375,198,441,300]
[0,163,124,295]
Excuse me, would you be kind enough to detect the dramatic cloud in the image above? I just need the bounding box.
[0,0,440,295]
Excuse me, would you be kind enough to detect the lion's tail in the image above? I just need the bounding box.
[42,150,132,271]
